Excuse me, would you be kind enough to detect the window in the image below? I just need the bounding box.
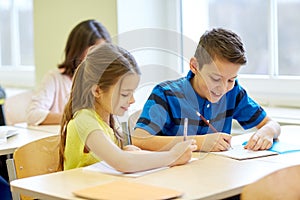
[0,0,34,87]
[182,0,300,108]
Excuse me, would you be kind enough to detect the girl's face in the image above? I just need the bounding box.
[102,73,140,116]
[190,57,241,103]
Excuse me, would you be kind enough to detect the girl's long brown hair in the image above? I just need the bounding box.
[59,43,140,170]
[58,19,111,77]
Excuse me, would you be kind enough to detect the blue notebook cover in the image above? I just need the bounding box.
[242,141,300,154]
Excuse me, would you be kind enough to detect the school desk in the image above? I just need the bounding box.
[10,125,300,200]
[13,123,60,134]
[0,126,57,156]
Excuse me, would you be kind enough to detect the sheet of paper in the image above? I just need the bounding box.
[211,145,278,160]
[83,158,198,177]
[83,161,169,177]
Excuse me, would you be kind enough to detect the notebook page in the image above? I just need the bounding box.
[211,145,278,160]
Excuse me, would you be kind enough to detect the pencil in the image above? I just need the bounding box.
[195,111,218,133]
[183,118,188,141]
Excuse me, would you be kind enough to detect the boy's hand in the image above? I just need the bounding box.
[245,131,273,150]
[201,133,232,152]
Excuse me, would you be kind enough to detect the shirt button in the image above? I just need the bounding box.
[207,104,210,108]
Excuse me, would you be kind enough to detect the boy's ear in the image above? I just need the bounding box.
[91,84,102,98]
[190,57,199,74]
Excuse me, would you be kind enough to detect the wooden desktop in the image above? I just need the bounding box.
[9,125,300,200]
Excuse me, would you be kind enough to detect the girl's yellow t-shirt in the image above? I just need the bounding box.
[64,109,119,170]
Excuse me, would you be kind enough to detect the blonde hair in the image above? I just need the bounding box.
[59,43,140,169]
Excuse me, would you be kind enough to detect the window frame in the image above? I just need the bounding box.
[181,0,300,108]
[0,0,34,88]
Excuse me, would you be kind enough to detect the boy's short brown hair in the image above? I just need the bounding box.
[194,28,247,70]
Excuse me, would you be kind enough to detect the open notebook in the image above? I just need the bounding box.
[212,141,300,160]
[211,145,278,160]
[73,180,183,200]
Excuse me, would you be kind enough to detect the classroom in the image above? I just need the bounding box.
[1,0,300,199]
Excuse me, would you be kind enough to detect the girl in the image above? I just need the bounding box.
[27,19,111,125]
[59,43,197,172]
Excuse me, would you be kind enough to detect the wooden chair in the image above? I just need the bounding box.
[241,164,300,200]
[7,135,61,200]
[127,109,142,135]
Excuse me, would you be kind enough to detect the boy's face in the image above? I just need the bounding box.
[190,57,241,103]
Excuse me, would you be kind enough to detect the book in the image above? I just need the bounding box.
[269,141,300,154]
[73,180,183,200]
[242,141,300,154]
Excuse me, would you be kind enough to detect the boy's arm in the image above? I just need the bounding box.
[132,128,232,152]
[256,116,281,139]
[131,128,183,151]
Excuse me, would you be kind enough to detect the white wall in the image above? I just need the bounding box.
[117,0,183,85]
[34,0,118,86]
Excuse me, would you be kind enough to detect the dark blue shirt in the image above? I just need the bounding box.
[136,71,266,136]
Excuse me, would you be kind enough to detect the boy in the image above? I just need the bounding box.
[132,28,280,152]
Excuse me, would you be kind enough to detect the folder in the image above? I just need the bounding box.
[73,180,183,200]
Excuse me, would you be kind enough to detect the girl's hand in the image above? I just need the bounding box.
[201,133,232,152]
[123,145,141,151]
[168,139,197,167]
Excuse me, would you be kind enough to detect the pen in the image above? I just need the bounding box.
[195,111,218,133]
[183,118,188,141]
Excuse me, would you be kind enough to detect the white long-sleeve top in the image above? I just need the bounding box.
[26,69,72,125]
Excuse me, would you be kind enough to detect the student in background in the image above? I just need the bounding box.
[59,43,197,172]
[132,28,280,152]
[26,19,111,125]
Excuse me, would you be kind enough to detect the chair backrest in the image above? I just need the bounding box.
[241,164,300,200]
[129,82,157,115]
[4,90,33,125]
[128,109,142,135]
[13,135,61,179]
[12,135,61,200]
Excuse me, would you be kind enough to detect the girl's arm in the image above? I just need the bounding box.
[86,130,197,173]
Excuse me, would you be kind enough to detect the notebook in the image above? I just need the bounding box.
[211,145,278,160]
[5,129,18,138]
[73,180,183,200]
[0,128,19,138]
[264,141,300,154]
[212,140,300,160]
